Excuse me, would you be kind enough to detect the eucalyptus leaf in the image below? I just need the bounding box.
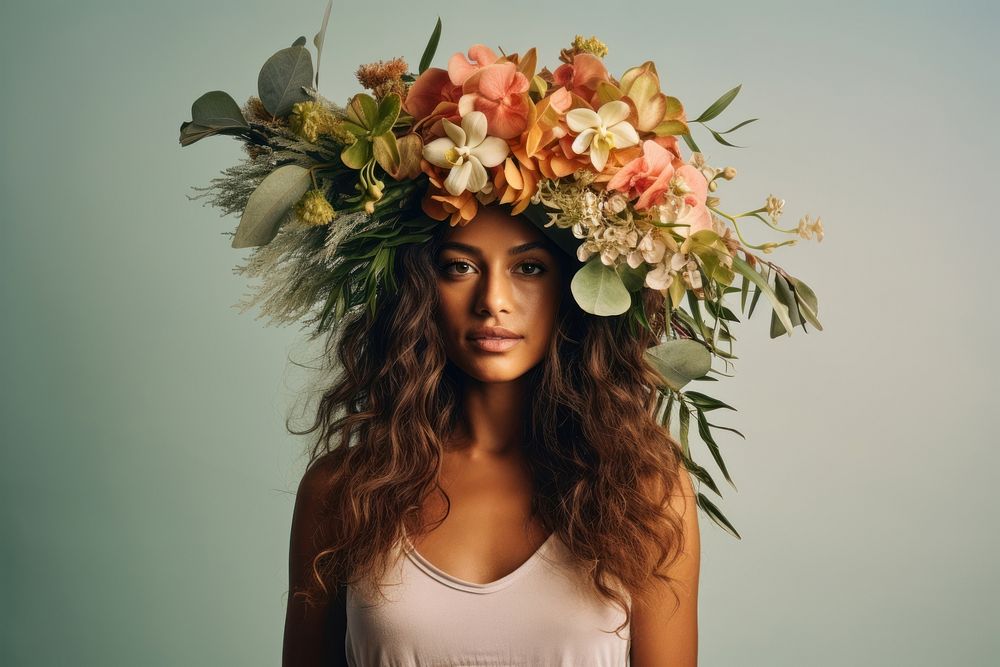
[418,17,443,74]
[232,164,312,248]
[291,36,306,47]
[694,84,741,123]
[787,276,823,331]
[770,272,803,338]
[570,258,631,316]
[312,0,333,89]
[189,90,249,130]
[616,263,648,292]
[644,339,712,391]
[258,45,314,117]
[731,255,793,335]
[179,90,249,146]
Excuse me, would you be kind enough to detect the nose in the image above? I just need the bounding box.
[474,261,513,316]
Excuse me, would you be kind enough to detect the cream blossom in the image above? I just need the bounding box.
[626,228,667,269]
[644,252,689,291]
[566,100,639,172]
[422,111,510,196]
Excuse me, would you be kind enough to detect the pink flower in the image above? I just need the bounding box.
[448,44,501,86]
[606,139,676,210]
[457,61,531,140]
[552,53,611,107]
[670,165,713,235]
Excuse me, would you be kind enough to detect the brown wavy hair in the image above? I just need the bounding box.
[288,209,688,634]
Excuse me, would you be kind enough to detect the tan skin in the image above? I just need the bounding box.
[283,206,700,666]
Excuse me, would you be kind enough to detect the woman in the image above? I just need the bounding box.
[281,203,700,666]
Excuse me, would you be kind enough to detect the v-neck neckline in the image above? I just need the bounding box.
[402,530,557,594]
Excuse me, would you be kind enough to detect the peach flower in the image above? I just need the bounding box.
[552,53,611,107]
[448,44,501,85]
[457,61,531,140]
[606,139,677,210]
[403,67,463,140]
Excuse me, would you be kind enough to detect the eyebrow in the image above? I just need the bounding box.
[438,240,551,257]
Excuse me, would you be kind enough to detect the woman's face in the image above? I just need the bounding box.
[434,206,564,384]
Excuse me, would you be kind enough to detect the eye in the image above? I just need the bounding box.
[440,260,476,276]
[518,261,547,276]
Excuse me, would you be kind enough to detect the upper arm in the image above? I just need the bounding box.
[629,465,701,667]
[282,455,347,667]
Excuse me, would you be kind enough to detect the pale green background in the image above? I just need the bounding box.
[2,0,997,665]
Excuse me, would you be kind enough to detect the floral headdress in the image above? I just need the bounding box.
[179,1,825,537]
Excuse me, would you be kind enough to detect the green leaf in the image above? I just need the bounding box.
[708,127,744,148]
[257,45,314,117]
[681,456,722,496]
[693,84,741,123]
[719,118,758,134]
[681,131,701,154]
[570,258,632,316]
[372,133,400,174]
[644,339,712,392]
[616,263,648,292]
[747,283,762,318]
[312,0,333,89]
[697,492,742,539]
[418,17,443,74]
[679,402,691,458]
[179,90,249,146]
[291,36,307,47]
[188,90,249,130]
[770,272,803,338]
[341,139,372,170]
[739,273,749,311]
[695,408,735,488]
[787,276,823,331]
[731,255,793,335]
[232,164,312,248]
[347,93,379,129]
[371,93,402,136]
[683,390,736,412]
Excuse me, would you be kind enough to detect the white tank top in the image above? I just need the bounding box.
[345,529,632,666]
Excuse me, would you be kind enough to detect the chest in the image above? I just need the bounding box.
[408,451,550,586]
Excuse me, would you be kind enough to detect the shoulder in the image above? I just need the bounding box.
[629,463,700,667]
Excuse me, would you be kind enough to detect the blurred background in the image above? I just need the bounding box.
[2,0,997,664]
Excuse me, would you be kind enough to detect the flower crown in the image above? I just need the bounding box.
[179,2,825,536]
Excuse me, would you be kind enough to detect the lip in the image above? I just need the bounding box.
[467,326,523,353]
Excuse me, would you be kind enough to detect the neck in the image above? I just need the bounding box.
[448,372,533,460]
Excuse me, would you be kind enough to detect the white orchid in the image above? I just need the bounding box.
[645,252,689,291]
[566,100,640,172]
[422,111,510,196]
[626,228,667,268]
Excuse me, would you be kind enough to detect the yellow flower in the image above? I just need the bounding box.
[289,101,340,144]
[294,189,336,226]
[572,35,609,58]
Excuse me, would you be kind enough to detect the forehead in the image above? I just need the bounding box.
[439,207,547,250]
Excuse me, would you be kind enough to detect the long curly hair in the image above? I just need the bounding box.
[288,210,688,634]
